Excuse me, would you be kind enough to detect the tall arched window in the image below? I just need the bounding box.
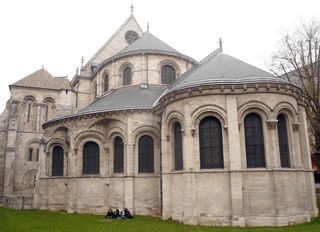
[138,135,154,173]
[104,74,109,92]
[277,114,290,167]
[52,145,64,176]
[199,116,224,169]
[123,67,132,86]
[161,65,176,85]
[173,122,183,170]
[24,97,35,123]
[44,98,55,122]
[83,141,100,174]
[244,113,266,168]
[114,136,124,173]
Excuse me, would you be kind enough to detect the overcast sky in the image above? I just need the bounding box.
[0,0,319,113]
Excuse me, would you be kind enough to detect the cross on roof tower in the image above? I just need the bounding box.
[130,4,134,15]
[219,38,223,52]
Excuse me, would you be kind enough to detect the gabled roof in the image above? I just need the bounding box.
[10,69,71,90]
[117,31,196,63]
[167,51,289,94]
[82,15,143,70]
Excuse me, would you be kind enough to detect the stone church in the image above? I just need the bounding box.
[0,11,318,227]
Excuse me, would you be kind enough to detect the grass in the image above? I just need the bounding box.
[0,198,319,232]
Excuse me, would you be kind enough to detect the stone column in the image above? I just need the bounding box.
[266,119,281,168]
[183,104,193,170]
[291,122,302,168]
[298,105,318,217]
[226,96,245,227]
[182,104,197,224]
[125,117,134,212]
[142,54,146,84]
[112,61,115,89]
[161,113,172,219]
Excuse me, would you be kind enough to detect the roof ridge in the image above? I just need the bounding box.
[167,47,222,90]
[83,15,142,69]
[199,47,222,65]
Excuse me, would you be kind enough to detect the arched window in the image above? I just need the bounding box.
[161,65,176,85]
[199,116,224,169]
[123,67,132,86]
[173,122,183,170]
[277,114,290,167]
[52,145,64,176]
[28,148,33,161]
[244,113,266,168]
[104,74,109,92]
[25,97,35,123]
[138,135,154,173]
[114,136,124,173]
[44,98,55,122]
[83,141,100,174]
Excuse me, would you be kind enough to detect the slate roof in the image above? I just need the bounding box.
[166,52,290,94]
[44,85,167,125]
[117,31,196,63]
[79,85,167,114]
[11,69,71,90]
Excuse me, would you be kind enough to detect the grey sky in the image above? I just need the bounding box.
[0,0,319,113]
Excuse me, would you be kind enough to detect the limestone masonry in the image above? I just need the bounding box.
[0,13,318,227]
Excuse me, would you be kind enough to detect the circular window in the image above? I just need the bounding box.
[125,30,139,44]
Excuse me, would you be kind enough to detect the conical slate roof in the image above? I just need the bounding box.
[117,31,196,63]
[167,52,289,93]
[119,31,179,54]
[10,69,71,90]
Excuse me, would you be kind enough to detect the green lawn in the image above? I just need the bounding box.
[0,199,319,232]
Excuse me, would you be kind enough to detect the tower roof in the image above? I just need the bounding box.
[117,31,196,63]
[10,69,71,90]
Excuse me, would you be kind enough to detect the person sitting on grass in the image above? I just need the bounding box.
[113,209,121,219]
[105,208,114,219]
[121,208,133,219]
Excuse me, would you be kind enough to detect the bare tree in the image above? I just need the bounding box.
[270,19,320,152]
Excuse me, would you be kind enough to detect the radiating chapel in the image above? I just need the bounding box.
[0,11,318,227]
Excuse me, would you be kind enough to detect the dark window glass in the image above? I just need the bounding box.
[28,148,33,161]
[123,67,132,86]
[36,148,39,161]
[277,114,290,167]
[83,141,100,174]
[161,65,176,85]
[199,116,224,169]
[244,113,266,168]
[114,137,124,173]
[138,135,154,173]
[104,74,109,92]
[52,146,64,176]
[27,103,31,122]
[45,105,48,122]
[174,122,183,170]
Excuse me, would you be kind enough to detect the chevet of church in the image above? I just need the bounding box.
[0,8,318,227]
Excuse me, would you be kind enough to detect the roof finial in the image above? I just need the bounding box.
[81,56,84,68]
[130,4,134,15]
[218,38,223,52]
[147,22,149,32]
[42,65,44,70]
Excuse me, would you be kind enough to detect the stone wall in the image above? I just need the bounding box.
[161,88,318,226]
